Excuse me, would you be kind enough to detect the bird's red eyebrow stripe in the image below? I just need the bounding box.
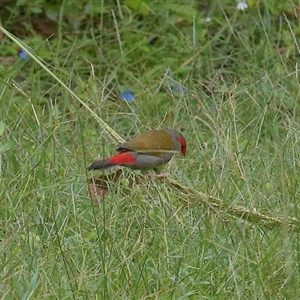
[176,136,187,155]
[177,136,185,145]
[108,152,135,165]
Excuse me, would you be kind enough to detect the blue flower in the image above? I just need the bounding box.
[18,50,29,60]
[120,90,135,102]
[172,86,186,94]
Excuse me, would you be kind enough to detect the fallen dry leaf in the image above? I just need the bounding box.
[87,169,148,204]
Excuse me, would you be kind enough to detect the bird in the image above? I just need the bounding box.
[87,129,186,177]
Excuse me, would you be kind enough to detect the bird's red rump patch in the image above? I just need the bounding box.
[108,152,135,165]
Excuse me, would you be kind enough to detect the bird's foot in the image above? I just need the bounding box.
[146,172,169,179]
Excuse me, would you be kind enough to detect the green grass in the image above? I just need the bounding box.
[1,1,300,299]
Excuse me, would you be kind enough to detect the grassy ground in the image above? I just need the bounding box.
[1,1,300,299]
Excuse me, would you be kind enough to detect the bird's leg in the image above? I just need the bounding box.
[146,172,169,178]
[141,168,169,179]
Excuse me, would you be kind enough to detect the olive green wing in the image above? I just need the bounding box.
[117,130,176,156]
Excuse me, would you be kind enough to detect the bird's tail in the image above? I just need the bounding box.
[87,159,115,170]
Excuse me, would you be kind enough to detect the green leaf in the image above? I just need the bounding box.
[124,0,150,15]
[0,141,15,153]
[0,121,4,136]
[30,7,43,14]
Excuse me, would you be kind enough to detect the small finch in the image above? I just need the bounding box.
[87,129,186,176]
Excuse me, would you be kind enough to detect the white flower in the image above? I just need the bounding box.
[237,0,248,11]
[203,17,211,23]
